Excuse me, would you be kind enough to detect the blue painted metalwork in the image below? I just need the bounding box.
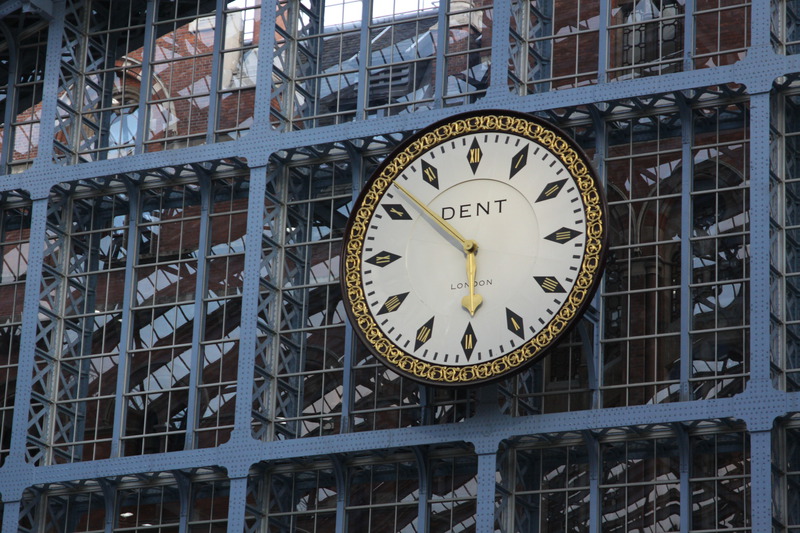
[109,181,139,458]
[0,0,794,530]
[186,169,212,449]
[0,20,16,171]
[679,94,693,403]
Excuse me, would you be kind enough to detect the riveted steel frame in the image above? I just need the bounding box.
[0,0,797,531]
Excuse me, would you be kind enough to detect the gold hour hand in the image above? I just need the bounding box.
[392,181,467,247]
[461,240,483,315]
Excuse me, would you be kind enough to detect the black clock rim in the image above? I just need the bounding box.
[340,108,608,388]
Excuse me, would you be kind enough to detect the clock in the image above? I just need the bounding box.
[341,110,606,386]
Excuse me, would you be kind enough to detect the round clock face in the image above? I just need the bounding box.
[342,110,606,386]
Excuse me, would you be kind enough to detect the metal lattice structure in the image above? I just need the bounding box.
[2,0,800,530]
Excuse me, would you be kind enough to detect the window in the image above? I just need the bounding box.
[609,0,684,79]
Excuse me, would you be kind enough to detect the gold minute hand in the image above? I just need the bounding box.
[391,181,483,313]
[392,181,468,248]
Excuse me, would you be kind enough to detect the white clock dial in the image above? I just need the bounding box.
[343,111,606,386]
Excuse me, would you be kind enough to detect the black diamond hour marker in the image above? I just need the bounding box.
[535,276,566,293]
[467,138,482,174]
[506,308,525,339]
[382,204,413,220]
[509,145,529,179]
[365,251,401,267]
[421,160,440,189]
[377,292,409,315]
[544,227,582,243]
[415,317,435,351]
[536,179,568,202]
[461,323,477,360]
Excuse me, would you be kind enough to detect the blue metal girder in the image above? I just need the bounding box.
[0,1,792,533]
[0,0,52,19]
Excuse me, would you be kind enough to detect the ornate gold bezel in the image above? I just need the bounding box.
[342,111,606,386]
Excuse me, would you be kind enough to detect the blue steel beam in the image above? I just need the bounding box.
[678,93,693,403]
[0,1,794,532]
[185,168,213,449]
[0,20,18,170]
[134,0,156,157]
[109,181,139,458]
[2,51,797,198]
[231,165,268,446]
[0,0,52,19]
[582,430,600,533]
[204,0,226,146]
[225,476,248,533]
[0,387,786,494]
